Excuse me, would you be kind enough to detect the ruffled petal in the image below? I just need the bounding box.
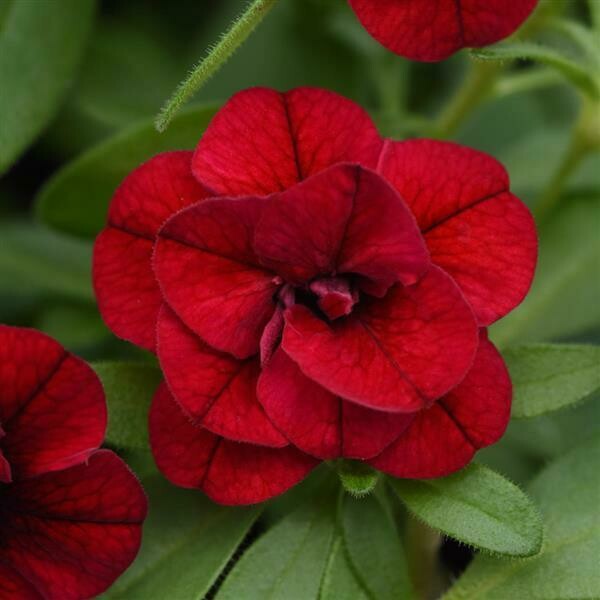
[0,326,105,479]
[369,333,511,478]
[349,0,538,61]
[258,349,413,459]
[282,266,477,412]
[254,164,429,289]
[154,196,278,359]
[157,307,286,447]
[149,384,318,505]
[0,451,147,600]
[378,140,537,324]
[92,151,210,350]
[192,87,383,196]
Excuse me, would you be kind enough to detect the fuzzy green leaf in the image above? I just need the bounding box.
[35,104,217,239]
[391,464,543,557]
[506,344,600,418]
[102,476,260,599]
[217,494,337,599]
[93,362,161,450]
[320,537,369,600]
[342,494,413,600]
[0,0,95,172]
[444,435,600,599]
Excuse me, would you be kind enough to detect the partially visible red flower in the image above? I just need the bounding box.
[0,325,147,600]
[93,87,537,505]
[348,0,539,61]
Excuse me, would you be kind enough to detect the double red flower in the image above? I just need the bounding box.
[0,326,147,599]
[348,0,539,61]
[94,87,537,505]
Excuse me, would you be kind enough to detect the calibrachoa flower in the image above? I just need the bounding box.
[0,326,147,599]
[348,0,539,61]
[93,87,537,505]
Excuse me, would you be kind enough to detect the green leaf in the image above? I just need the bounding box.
[491,196,600,346]
[320,537,369,600]
[471,42,600,99]
[505,344,600,418]
[0,0,95,172]
[102,476,260,599]
[93,362,161,450]
[342,494,413,600]
[217,494,337,599]
[35,104,218,239]
[0,221,93,301]
[391,464,543,557]
[336,460,379,498]
[444,435,600,599]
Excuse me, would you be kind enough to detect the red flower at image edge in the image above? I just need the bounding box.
[93,87,537,506]
[348,0,539,61]
[0,326,147,600]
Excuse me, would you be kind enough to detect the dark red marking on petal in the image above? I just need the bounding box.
[93,151,210,351]
[0,451,147,600]
[157,307,286,447]
[258,349,413,460]
[378,140,537,324]
[149,384,318,505]
[369,333,511,478]
[192,87,383,196]
[282,266,477,412]
[154,196,278,359]
[0,326,106,480]
[254,164,429,290]
[349,0,538,61]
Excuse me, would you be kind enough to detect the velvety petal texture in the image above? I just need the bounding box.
[0,326,147,600]
[349,0,539,61]
[369,333,511,477]
[149,383,317,505]
[93,151,210,351]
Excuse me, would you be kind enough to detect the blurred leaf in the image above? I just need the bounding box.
[36,104,217,238]
[0,0,95,172]
[444,435,600,600]
[506,344,600,418]
[342,494,413,600]
[93,362,160,450]
[102,476,260,599]
[217,493,337,599]
[491,196,600,346]
[0,221,92,301]
[391,464,543,557]
[320,537,369,600]
[471,42,600,99]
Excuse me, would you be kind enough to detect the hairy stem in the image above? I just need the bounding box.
[155,0,278,132]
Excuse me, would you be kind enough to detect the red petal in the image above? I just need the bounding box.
[149,384,318,505]
[349,0,538,61]
[157,307,286,447]
[254,164,429,289]
[369,333,511,478]
[93,151,210,351]
[258,349,413,459]
[192,87,383,196]
[0,451,147,600]
[0,326,106,479]
[282,266,477,412]
[378,140,537,324]
[0,564,41,600]
[154,196,278,358]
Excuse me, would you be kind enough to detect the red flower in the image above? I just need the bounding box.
[348,0,539,61]
[93,87,537,505]
[0,325,147,599]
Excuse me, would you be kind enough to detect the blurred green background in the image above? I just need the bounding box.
[1,0,599,596]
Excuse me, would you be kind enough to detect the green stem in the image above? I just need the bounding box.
[534,97,600,222]
[155,0,278,132]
